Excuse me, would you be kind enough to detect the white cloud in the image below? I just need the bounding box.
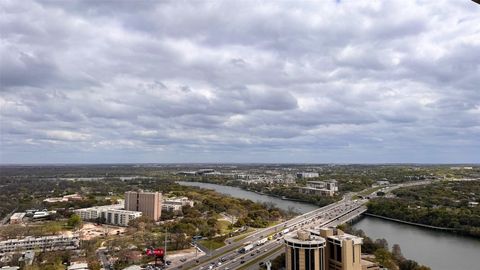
[1,0,479,163]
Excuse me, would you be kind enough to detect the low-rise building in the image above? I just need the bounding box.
[32,211,50,219]
[297,172,320,179]
[1,266,20,270]
[468,201,479,207]
[0,234,80,254]
[74,206,142,227]
[44,193,83,203]
[376,180,390,186]
[298,180,338,197]
[162,197,194,212]
[18,251,35,265]
[9,212,26,224]
[67,262,89,270]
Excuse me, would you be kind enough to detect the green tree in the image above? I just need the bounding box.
[67,214,82,229]
[392,244,404,263]
[399,259,418,270]
[374,248,395,269]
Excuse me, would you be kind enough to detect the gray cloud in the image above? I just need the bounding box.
[1,0,479,163]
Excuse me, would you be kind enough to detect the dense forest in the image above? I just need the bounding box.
[367,180,480,237]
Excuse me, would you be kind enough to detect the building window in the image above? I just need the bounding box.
[307,249,315,270]
[353,243,355,263]
[319,249,324,270]
[294,248,300,270]
[291,247,295,270]
[305,249,310,270]
[336,244,342,262]
[329,242,334,259]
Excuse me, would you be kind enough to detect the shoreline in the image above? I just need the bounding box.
[356,212,480,239]
[361,212,457,231]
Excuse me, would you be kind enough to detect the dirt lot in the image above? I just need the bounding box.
[79,222,126,240]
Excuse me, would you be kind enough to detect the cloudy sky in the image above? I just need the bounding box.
[1,0,479,164]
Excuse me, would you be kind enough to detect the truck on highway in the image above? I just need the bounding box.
[239,243,254,253]
[256,237,268,246]
[281,228,290,235]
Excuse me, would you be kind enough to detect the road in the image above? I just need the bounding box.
[171,180,435,270]
[175,199,366,270]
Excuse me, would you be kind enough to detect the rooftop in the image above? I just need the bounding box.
[284,230,326,247]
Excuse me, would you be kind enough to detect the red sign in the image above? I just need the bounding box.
[145,248,164,258]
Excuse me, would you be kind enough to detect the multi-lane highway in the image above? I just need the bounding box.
[174,198,366,270]
[173,180,437,270]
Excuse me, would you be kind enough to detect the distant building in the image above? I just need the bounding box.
[468,202,479,208]
[125,191,162,221]
[18,251,35,266]
[177,171,197,176]
[376,180,390,186]
[67,262,89,270]
[43,193,83,203]
[32,211,50,219]
[285,227,378,270]
[74,205,142,227]
[9,212,26,224]
[297,172,320,179]
[298,180,338,197]
[0,234,79,254]
[162,197,194,212]
[450,166,473,170]
[195,169,216,175]
[1,267,20,270]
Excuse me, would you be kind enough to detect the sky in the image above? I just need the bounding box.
[1,0,479,164]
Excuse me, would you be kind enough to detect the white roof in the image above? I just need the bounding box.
[67,263,89,270]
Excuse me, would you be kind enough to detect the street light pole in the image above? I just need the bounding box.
[164,227,168,259]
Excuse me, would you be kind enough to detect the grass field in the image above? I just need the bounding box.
[199,238,226,250]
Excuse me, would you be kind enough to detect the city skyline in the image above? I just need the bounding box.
[1,0,479,164]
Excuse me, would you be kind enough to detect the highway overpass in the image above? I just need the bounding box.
[175,199,367,270]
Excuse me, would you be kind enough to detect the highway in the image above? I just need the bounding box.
[175,198,366,270]
[174,181,431,270]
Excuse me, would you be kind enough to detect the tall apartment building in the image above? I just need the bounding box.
[125,191,162,221]
[162,197,194,212]
[285,228,378,270]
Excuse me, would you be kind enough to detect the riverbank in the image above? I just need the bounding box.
[362,212,457,231]
[352,215,480,270]
[179,179,340,208]
[179,181,479,270]
[177,181,319,213]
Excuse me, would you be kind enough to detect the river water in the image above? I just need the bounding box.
[177,181,480,270]
[353,216,480,270]
[177,181,318,213]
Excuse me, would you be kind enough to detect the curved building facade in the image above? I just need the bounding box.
[285,230,326,270]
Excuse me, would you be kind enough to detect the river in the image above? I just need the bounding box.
[177,181,318,213]
[353,216,480,270]
[177,181,480,270]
